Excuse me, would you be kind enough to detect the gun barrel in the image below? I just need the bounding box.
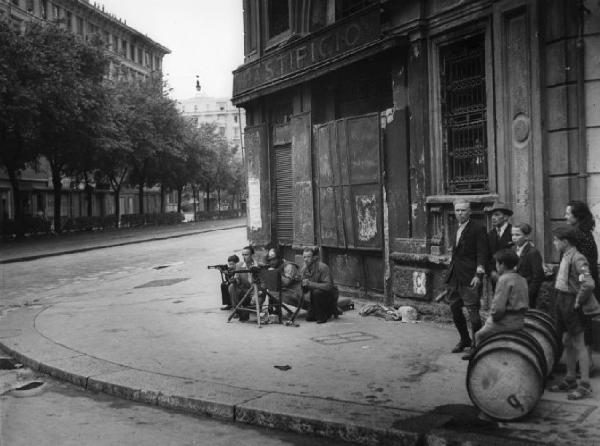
[207,264,228,270]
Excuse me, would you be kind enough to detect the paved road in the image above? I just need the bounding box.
[1,224,600,445]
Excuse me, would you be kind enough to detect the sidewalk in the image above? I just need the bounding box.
[1,222,599,445]
[0,217,246,264]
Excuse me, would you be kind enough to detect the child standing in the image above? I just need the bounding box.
[549,225,599,400]
[463,248,528,360]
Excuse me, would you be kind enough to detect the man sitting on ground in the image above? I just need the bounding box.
[299,247,337,323]
[228,246,255,321]
[219,254,239,310]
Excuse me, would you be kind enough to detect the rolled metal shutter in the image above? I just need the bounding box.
[274,145,293,243]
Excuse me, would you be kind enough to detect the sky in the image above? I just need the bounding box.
[96,0,245,102]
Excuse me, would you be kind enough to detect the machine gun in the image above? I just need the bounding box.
[207,264,229,271]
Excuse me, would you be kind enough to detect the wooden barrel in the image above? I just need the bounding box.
[524,313,561,374]
[526,309,560,344]
[466,331,546,421]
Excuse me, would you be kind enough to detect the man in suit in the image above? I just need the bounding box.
[487,202,514,284]
[446,199,489,353]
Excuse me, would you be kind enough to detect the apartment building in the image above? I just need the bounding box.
[0,0,171,225]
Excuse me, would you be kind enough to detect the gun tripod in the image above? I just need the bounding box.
[226,268,299,327]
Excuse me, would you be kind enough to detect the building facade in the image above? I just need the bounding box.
[179,94,247,155]
[232,0,600,301]
[0,0,171,227]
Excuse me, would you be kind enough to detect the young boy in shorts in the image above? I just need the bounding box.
[549,225,597,399]
[463,248,528,360]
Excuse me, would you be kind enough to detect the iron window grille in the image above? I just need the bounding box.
[440,36,488,194]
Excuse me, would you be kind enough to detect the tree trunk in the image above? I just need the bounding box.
[138,182,144,215]
[83,172,93,217]
[113,186,121,228]
[205,183,210,212]
[52,171,63,233]
[191,185,198,220]
[217,187,221,212]
[160,184,165,213]
[6,167,24,238]
[177,187,183,213]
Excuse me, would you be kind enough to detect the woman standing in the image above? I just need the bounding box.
[565,201,599,372]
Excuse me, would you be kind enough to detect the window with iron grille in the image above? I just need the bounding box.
[440,35,488,194]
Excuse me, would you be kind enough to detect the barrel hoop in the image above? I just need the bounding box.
[466,346,544,421]
[471,332,548,379]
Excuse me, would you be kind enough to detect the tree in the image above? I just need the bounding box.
[120,77,184,214]
[0,21,43,235]
[94,81,133,226]
[28,24,110,232]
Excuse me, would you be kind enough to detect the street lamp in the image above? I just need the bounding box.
[195,75,201,92]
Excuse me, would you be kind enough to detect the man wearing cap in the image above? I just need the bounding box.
[487,202,514,284]
[446,199,489,353]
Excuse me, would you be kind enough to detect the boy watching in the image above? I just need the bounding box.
[463,248,528,360]
[549,225,598,400]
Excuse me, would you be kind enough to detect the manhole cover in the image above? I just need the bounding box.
[311,331,378,345]
[134,278,190,288]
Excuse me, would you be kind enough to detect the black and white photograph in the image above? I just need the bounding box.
[1,0,600,445]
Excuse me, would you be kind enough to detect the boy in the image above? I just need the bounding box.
[219,255,239,310]
[549,225,598,400]
[463,248,528,360]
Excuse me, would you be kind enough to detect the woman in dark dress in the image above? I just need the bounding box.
[565,201,599,373]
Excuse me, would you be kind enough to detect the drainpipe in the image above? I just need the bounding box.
[576,0,588,199]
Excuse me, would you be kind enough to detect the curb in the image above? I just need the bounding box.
[0,224,246,264]
[0,340,425,446]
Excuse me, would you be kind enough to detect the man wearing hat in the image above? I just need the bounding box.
[487,201,514,284]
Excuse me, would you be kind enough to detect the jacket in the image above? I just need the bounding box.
[516,243,544,305]
[555,247,600,315]
[490,271,529,321]
[488,223,513,272]
[447,220,489,287]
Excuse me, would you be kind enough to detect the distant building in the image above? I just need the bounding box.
[179,94,246,156]
[0,0,171,227]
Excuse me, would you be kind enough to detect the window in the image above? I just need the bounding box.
[234,115,238,123]
[218,102,226,111]
[267,0,289,39]
[41,0,47,19]
[112,35,118,52]
[440,35,488,194]
[244,0,257,53]
[219,127,226,136]
[122,40,127,56]
[51,4,59,21]
[130,44,135,61]
[26,0,33,13]
[65,11,72,31]
[137,47,143,64]
[76,16,83,35]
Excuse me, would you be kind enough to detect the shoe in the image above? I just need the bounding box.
[567,382,592,400]
[461,348,474,361]
[548,378,577,392]
[220,305,232,311]
[451,340,471,353]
